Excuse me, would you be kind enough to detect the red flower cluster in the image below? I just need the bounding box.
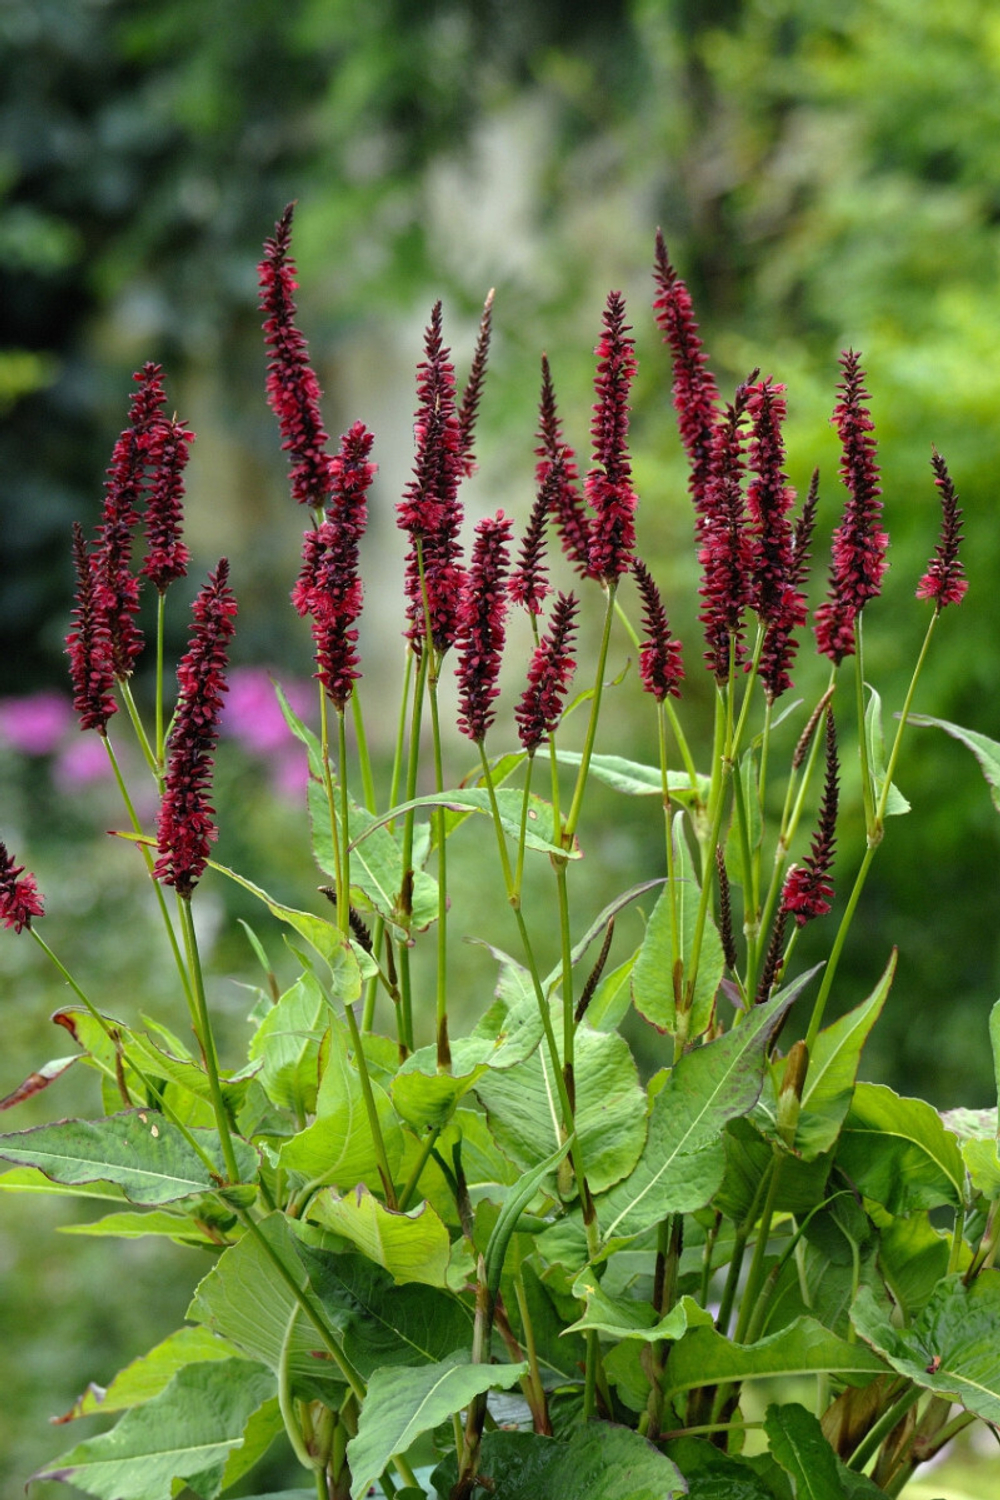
[457,290,494,478]
[632,559,684,702]
[917,449,967,610]
[455,513,512,743]
[515,591,580,754]
[653,231,720,520]
[259,203,335,510]
[781,711,839,926]
[698,381,756,680]
[154,560,238,897]
[142,417,193,594]
[585,292,638,582]
[760,470,818,702]
[398,303,466,654]
[508,475,552,616]
[536,357,591,575]
[746,379,810,701]
[0,840,44,933]
[814,351,888,664]
[292,422,376,708]
[67,523,118,734]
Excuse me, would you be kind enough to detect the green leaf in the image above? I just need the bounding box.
[865,685,910,815]
[431,1424,686,1500]
[0,1166,126,1201]
[632,814,723,1040]
[476,1026,646,1195]
[0,1110,257,1203]
[661,1437,788,1500]
[33,1359,276,1500]
[60,1209,222,1245]
[963,1136,1000,1199]
[248,972,325,1114]
[347,1353,527,1500]
[306,1185,452,1287]
[567,1285,713,1342]
[909,714,1000,813]
[555,749,709,805]
[662,1316,884,1404]
[278,1015,403,1185]
[307,776,439,932]
[852,1271,1000,1422]
[596,983,803,1248]
[356,787,581,859]
[764,1402,846,1500]
[57,1325,243,1419]
[484,1134,574,1298]
[836,1082,965,1213]
[585,952,637,1031]
[870,1208,952,1319]
[208,859,361,991]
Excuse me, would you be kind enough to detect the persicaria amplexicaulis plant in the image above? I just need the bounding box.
[5,206,1000,1500]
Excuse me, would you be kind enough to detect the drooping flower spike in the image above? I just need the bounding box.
[458,289,494,477]
[632,558,684,702]
[781,709,839,926]
[917,449,967,610]
[814,350,888,665]
[455,512,513,743]
[586,291,638,582]
[0,840,44,933]
[536,355,591,575]
[67,523,118,735]
[154,560,238,897]
[652,230,720,521]
[397,302,466,654]
[515,591,580,754]
[142,416,192,594]
[698,377,757,680]
[292,422,376,708]
[259,203,335,511]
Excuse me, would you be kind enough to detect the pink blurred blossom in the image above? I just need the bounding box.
[53,734,114,790]
[0,692,74,756]
[221,667,314,755]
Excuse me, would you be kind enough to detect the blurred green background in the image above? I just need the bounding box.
[3,0,1000,1494]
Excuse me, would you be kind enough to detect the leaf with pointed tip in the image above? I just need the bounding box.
[354,787,580,859]
[307,776,439,932]
[248,972,325,1114]
[566,1283,713,1342]
[431,1424,686,1500]
[208,859,360,989]
[347,1354,527,1500]
[306,1186,452,1287]
[60,1209,222,1245]
[909,714,1000,813]
[56,1325,243,1420]
[865,686,909,815]
[0,1055,77,1111]
[0,1166,127,1201]
[632,814,722,1040]
[764,1402,848,1500]
[555,749,709,805]
[0,1110,257,1202]
[33,1359,276,1500]
[662,1316,884,1405]
[836,1082,965,1213]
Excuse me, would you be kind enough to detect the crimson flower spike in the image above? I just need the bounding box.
[814,350,888,665]
[0,840,44,933]
[154,560,237,897]
[536,355,591,574]
[142,416,192,593]
[746,378,809,701]
[259,203,335,510]
[457,289,494,477]
[652,230,720,523]
[760,468,818,702]
[508,471,553,615]
[292,422,376,708]
[397,302,466,654]
[455,512,513,743]
[67,522,117,734]
[96,362,166,679]
[586,291,638,582]
[698,376,757,681]
[515,591,580,754]
[781,710,839,927]
[917,449,967,610]
[632,558,684,702]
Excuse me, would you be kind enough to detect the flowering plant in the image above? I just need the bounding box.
[4,205,1000,1500]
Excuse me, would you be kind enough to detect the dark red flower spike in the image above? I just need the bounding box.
[455,512,513,743]
[917,449,967,610]
[67,522,118,735]
[781,710,839,926]
[760,468,818,702]
[632,558,684,702]
[515,591,580,754]
[745,378,809,701]
[0,840,44,933]
[508,476,552,616]
[142,416,192,594]
[586,292,638,582]
[458,289,494,478]
[698,378,757,681]
[653,231,721,522]
[536,356,591,575]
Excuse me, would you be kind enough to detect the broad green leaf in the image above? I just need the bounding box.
[596,983,801,1248]
[307,776,438,932]
[909,714,1000,813]
[755,955,894,1161]
[963,1136,1000,1199]
[208,859,361,991]
[278,1015,403,1185]
[715,1116,834,1223]
[764,1401,848,1500]
[33,1359,276,1500]
[662,1315,884,1404]
[661,1437,788,1500]
[0,1166,126,1201]
[431,1423,686,1500]
[188,1213,347,1401]
[306,1185,452,1287]
[476,1026,646,1195]
[347,1353,527,1500]
[852,1271,1000,1422]
[555,749,709,805]
[220,1396,284,1490]
[60,1209,222,1245]
[295,1243,473,1377]
[836,1082,965,1213]
[248,972,325,1114]
[0,1110,257,1203]
[870,1207,952,1318]
[865,686,910,815]
[632,814,723,1040]
[58,1325,243,1419]
[356,787,580,859]
[123,1032,253,1117]
[567,1284,713,1342]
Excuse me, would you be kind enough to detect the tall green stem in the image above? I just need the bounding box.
[177,896,241,1184]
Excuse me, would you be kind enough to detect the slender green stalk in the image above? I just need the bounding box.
[337,709,352,940]
[428,673,451,1070]
[155,590,167,767]
[341,999,398,1209]
[733,1153,784,1345]
[853,616,877,839]
[562,582,617,844]
[318,689,344,922]
[847,1383,922,1474]
[177,896,241,1184]
[351,687,377,814]
[116,677,158,776]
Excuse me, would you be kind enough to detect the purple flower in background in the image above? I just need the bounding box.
[53,735,116,792]
[221,667,313,755]
[0,692,73,756]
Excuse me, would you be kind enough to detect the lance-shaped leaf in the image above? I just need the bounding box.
[306,1185,452,1287]
[765,1402,856,1500]
[33,1358,276,1500]
[346,1353,528,1500]
[248,972,325,1114]
[60,1209,223,1245]
[0,1166,127,1202]
[566,1284,714,1343]
[836,1082,965,1213]
[852,1271,1000,1423]
[307,776,438,932]
[431,1424,686,1500]
[662,1315,884,1405]
[632,814,723,1040]
[556,748,709,805]
[56,1325,243,1420]
[208,859,361,990]
[596,981,806,1248]
[0,1110,257,1202]
[865,686,910,816]
[909,714,1000,813]
[353,787,580,859]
